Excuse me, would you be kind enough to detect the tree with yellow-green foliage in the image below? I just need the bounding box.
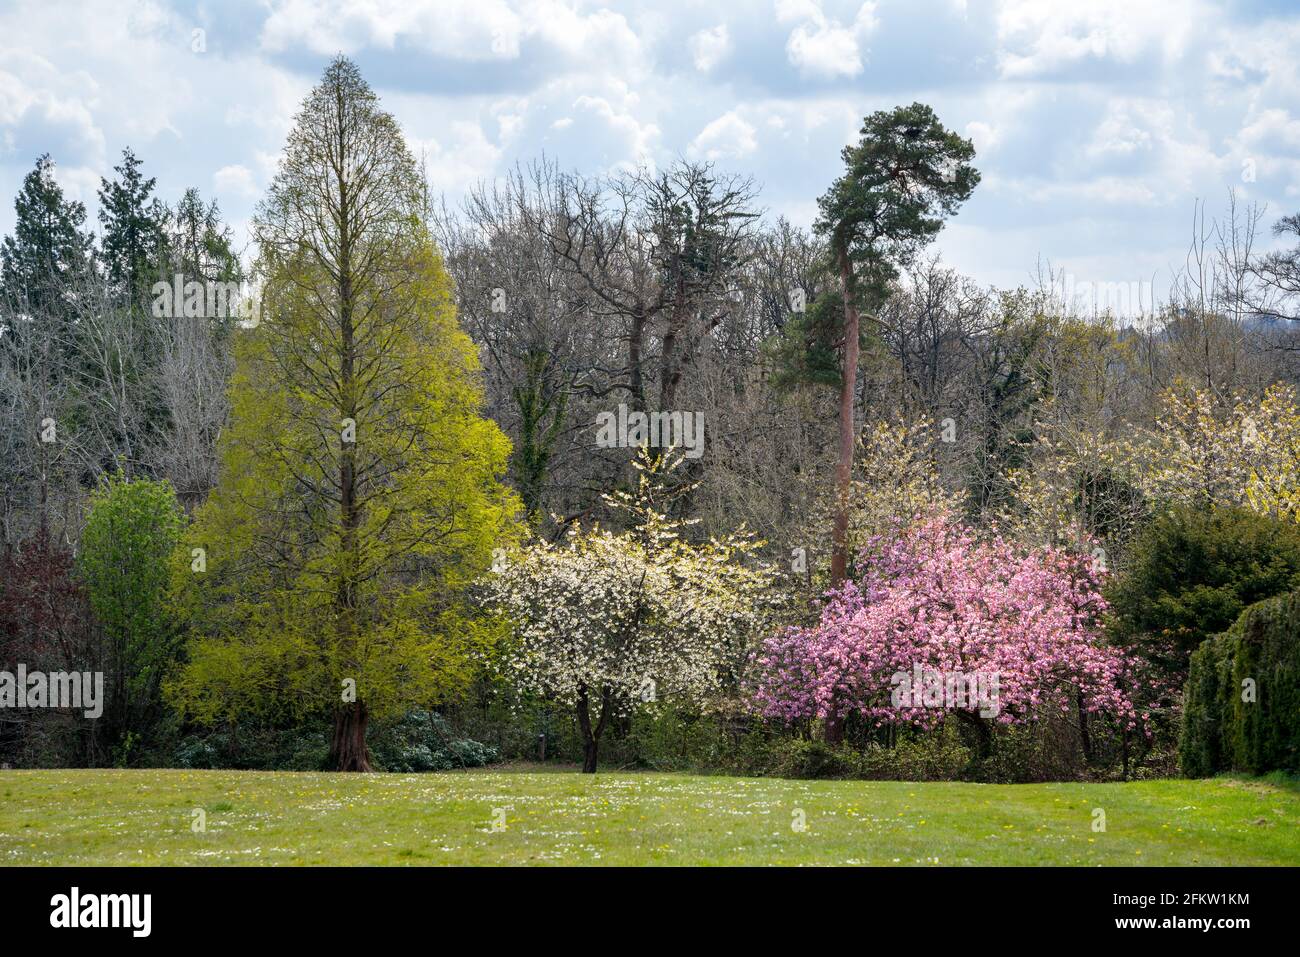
[1139,382,1300,522]
[166,57,520,771]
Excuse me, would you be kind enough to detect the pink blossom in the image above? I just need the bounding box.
[752,514,1140,729]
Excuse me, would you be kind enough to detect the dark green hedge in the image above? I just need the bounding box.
[1180,591,1300,777]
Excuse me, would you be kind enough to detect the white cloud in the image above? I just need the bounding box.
[260,0,523,59]
[412,122,503,195]
[965,121,1000,154]
[995,0,1201,79]
[690,110,758,160]
[213,164,259,199]
[1238,108,1300,154]
[0,50,106,166]
[259,0,646,77]
[1085,101,1158,159]
[779,1,878,80]
[570,92,661,166]
[689,24,731,72]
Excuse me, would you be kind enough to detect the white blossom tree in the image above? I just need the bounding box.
[488,451,781,772]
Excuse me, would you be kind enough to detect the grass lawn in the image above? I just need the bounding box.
[1,766,1297,866]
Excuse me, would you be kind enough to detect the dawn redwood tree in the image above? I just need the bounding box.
[489,451,779,772]
[816,104,979,594]
[168,57,520,771]
[753,512,1139,754]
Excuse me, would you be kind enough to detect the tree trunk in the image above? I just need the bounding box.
[1077,691,1093,765]
[330,700,372,772]
[830,245,860,586]
[628,309,647,412]
[824,712,845,745]
[576,683,612,774]
[956,709,993,758]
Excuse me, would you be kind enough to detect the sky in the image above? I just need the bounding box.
[2,0,1300,309]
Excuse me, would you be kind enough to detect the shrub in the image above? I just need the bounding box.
[1180,591,1300,776]
[173,736,222,770]
[1107,505,1300,683]
[763,738,853,779]
[368,711,498,773]
[728,725,973,781]
[171,728,328,771]
[854,731,972,781]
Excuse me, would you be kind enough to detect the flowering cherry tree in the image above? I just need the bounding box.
[489,452,781,772]
[752,512,1138,751]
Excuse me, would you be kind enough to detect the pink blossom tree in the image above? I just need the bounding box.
[752,513,1139,753]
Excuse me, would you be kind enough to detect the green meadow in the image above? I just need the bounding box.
[2,768,1297,866]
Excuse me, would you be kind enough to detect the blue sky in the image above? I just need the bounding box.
[2,0,1299,306]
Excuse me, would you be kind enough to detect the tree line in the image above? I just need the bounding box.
[3,55,1300,776]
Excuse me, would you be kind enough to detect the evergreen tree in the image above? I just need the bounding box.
[163,188,241,286]
[0,154,91,314]
[97,148,168,301]
[816,103,979,590]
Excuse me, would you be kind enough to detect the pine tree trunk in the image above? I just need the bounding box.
[830,245,860,586]
[330,700,372,772]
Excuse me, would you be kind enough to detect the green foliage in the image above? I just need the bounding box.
[817,101,979,290]
[97,147,168,300]
[166,59,521,768]
[0,153,90,312]
[163,187,242,286]
[735,730,972,781]
[511,347,568,523]
[166,250,517,722]
[1106,505,1300,679]
[167,241,519,731]
[1181,591,1300,777]
[368,711,498,772]
[168,712,498,772]
[171,727,328,771]
[764,289,854,393]
[78,473,185,754]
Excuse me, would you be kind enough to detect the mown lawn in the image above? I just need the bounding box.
[0,767,1296,866]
